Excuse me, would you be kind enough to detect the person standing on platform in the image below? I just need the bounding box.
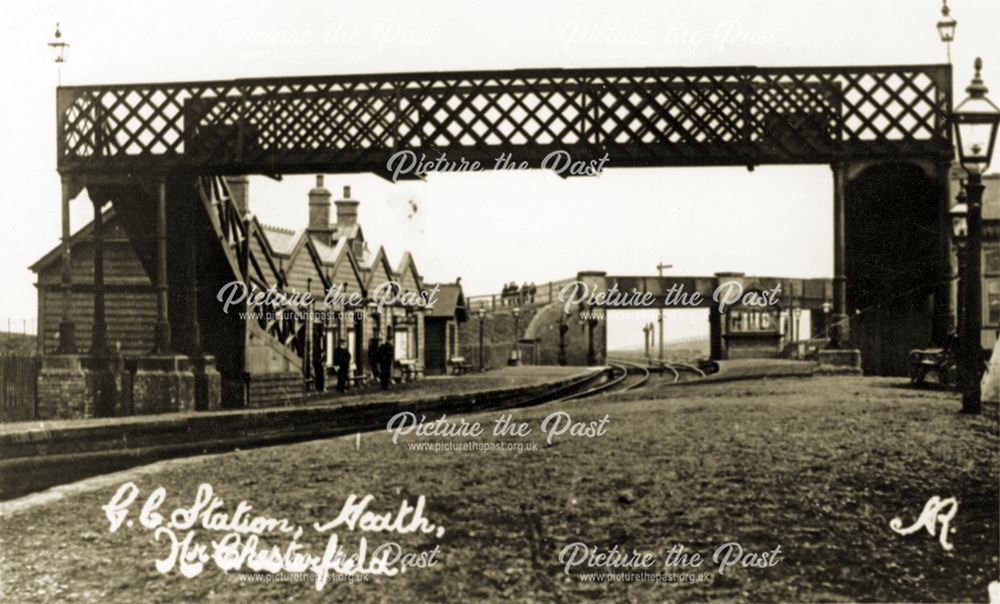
[368,337,381,382]
[333,341,351,393]
[377,336,395,390]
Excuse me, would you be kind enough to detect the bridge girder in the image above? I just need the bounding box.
[56,64,953,178]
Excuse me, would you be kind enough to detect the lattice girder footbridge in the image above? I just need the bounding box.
[56,64,953,178]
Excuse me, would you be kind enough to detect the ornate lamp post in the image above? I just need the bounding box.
[936,1,957,64]
[511,307,520,365]
[48,23,69,85]
[477,307,486,371]
[952,58,1000,415]
[656,262,672,360]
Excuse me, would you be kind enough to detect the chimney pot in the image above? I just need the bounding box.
[335,184,360,232]
[308,175,332,235]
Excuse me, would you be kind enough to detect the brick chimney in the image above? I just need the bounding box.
[335,185,359,228]
[308,175,332,237]
[225,176,249,215]
[336,186,365,258]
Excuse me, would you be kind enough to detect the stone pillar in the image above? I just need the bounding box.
[133,178,195,414]
[37,355,88,419]
[831,163,849,347]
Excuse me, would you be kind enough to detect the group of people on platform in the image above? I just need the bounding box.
[326,335,397,393]
[501,281,537,306]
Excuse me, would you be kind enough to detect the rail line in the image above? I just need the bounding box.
[556,360,653,402]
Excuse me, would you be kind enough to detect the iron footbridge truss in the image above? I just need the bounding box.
[57,64,953,178]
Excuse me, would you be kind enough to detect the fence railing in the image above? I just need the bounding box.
[467,278,578,311]
[0,354,39,423]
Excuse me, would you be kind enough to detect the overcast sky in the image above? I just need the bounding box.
[1,0,998,346]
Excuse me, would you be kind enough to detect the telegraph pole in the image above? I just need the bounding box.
[656,263,673,361]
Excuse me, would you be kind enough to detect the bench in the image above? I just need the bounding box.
[909,347,954,386]
[350,368,369,388]
[448,356,475,375]
[398,360,424,382]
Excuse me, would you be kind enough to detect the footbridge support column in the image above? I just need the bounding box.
[132,177,195,414]
[38,176,87,419]
[819,162,861,373]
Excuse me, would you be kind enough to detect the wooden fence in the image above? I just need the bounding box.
[0,354,39,422]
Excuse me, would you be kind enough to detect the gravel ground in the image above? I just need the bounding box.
[0,375,996,603]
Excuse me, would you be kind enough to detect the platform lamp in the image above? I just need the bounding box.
[477,307,486,371]
[952,57,1000,415]
[936,1,956,63]
[48,23,69,85]
[511,307,520,365]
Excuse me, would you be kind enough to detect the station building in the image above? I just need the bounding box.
[32,176,455,412]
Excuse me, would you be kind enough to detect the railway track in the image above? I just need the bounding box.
[556,360,651,401]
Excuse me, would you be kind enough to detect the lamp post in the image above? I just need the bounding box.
[511,307,520,365]
[48,23,69,85]
[936,1,957,64]
[952,58,1000,415]
[478,307,486,371]
[656,262,672,361]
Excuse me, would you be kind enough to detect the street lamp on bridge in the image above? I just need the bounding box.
[936,1,957,63]
[511,307,520,366]
[48,23,69,85]
[952,57,1000,415]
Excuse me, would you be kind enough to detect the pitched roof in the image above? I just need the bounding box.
[395,251,423,290]
[31,206,118,273]
[365,246,396,290]
[259,223,302,256]
[426,282,468,321]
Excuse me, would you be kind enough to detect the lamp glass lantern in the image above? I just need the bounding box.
[936,1,956,43]
[953,58,1000,173]
[48,23,68,63]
